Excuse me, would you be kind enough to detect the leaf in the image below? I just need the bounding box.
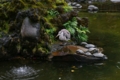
[46,29,51,33]
[67,27,75,35]
[80,34,88,41]
[63,17,90,42]
[63,21,71,27]
[47,9,59,17]
[71,21,77,27]
[72,17,77,21]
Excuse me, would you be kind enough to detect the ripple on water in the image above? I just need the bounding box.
[0,65,40,80]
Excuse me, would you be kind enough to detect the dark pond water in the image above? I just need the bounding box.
[0,13,120,80]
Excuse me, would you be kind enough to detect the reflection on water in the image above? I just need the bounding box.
[0,65,40,80]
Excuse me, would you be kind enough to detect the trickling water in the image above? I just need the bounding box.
[0,65,40,80]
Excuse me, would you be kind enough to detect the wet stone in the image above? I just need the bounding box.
[85,44,95,48]
[21,17,40,40]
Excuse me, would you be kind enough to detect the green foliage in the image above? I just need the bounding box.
[47,9,59,17]
[63,17,77,35]
[0,21,9,33]
[45,27,56,39]
[75,25,90,42]
[63,17,77,34]
[56,0,64,3]
[63,17,90,42]
[56,0,65,4]
[63,6,73,12]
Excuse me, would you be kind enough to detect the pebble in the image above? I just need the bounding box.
[85,52,92,56]
[85,44,95,48]
[71,2,77,6]
[76,4,82,8]
[76,49,84,54]
[93,52,104,57]
[81,42,87,45]
[88,48,99,53]
[88,48,96,51]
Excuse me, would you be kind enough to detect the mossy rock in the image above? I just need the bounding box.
[0,0,90,60]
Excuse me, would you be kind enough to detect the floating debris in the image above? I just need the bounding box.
[59,77,61,79]
[94,63,104,66]
[71,70,75,73]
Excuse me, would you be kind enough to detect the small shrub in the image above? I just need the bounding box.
[45,27,56,40]
[47,9,59,17]
[63,17,90,42]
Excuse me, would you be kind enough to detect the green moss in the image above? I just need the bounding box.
[0,21,9,34]
[19,0,26,7]
[56,0,66,6]
[37,42,49,54]
[63,5,73,12]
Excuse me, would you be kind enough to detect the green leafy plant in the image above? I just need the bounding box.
[63,17,90,42]
[63,17,77,35]
[47,9,59,17]
[75,25,90,42]
[45,27,56,39]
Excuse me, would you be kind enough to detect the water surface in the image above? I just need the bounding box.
[0,13,120,80]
